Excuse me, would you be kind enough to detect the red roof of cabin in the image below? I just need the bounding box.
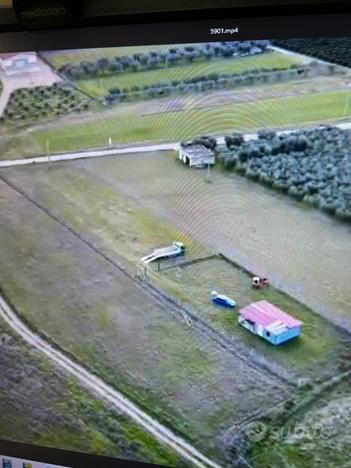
[239,300,302,328]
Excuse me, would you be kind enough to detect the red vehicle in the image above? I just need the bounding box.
[251,276,270,289]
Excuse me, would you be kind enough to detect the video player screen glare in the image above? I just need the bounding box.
[0,35,350,467]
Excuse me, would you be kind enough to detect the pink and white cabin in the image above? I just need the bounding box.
[238,300,302,345]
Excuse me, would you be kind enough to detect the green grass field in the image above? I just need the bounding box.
[73,53,300,98]
[155,256,349,381]
[32,90,351,154]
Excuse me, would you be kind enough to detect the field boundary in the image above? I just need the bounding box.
[160,255,219,271]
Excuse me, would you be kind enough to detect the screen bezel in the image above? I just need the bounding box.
[0,3,350,468]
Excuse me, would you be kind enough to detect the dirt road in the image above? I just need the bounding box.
[0,291,223,468]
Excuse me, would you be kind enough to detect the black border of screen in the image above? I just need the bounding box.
[0,3,351,468]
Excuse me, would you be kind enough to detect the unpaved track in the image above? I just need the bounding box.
[0,142,179,167]
[0,291,223,468]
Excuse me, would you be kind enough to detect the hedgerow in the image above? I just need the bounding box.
[104,64,311,104]
[59,41,271,80]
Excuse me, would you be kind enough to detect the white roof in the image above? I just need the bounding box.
[181,145,214,161]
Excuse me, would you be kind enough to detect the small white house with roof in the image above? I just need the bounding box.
[179,143,215,168]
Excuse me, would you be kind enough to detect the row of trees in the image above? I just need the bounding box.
[105,64,310,104]
[59,40,270,80]
[1,83,90,123]
[274,37,351,68]
[218,125,351,222]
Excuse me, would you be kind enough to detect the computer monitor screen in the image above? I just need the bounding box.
[0,9,350,468]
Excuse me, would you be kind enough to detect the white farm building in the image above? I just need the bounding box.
[0,52,39,76]
[179,144,215,168]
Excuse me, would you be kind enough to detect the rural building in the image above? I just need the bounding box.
[238,300,302,345]
[0,52,39,76]
[179,144,215,168]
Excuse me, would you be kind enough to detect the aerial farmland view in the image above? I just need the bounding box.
[0,37,350,468]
